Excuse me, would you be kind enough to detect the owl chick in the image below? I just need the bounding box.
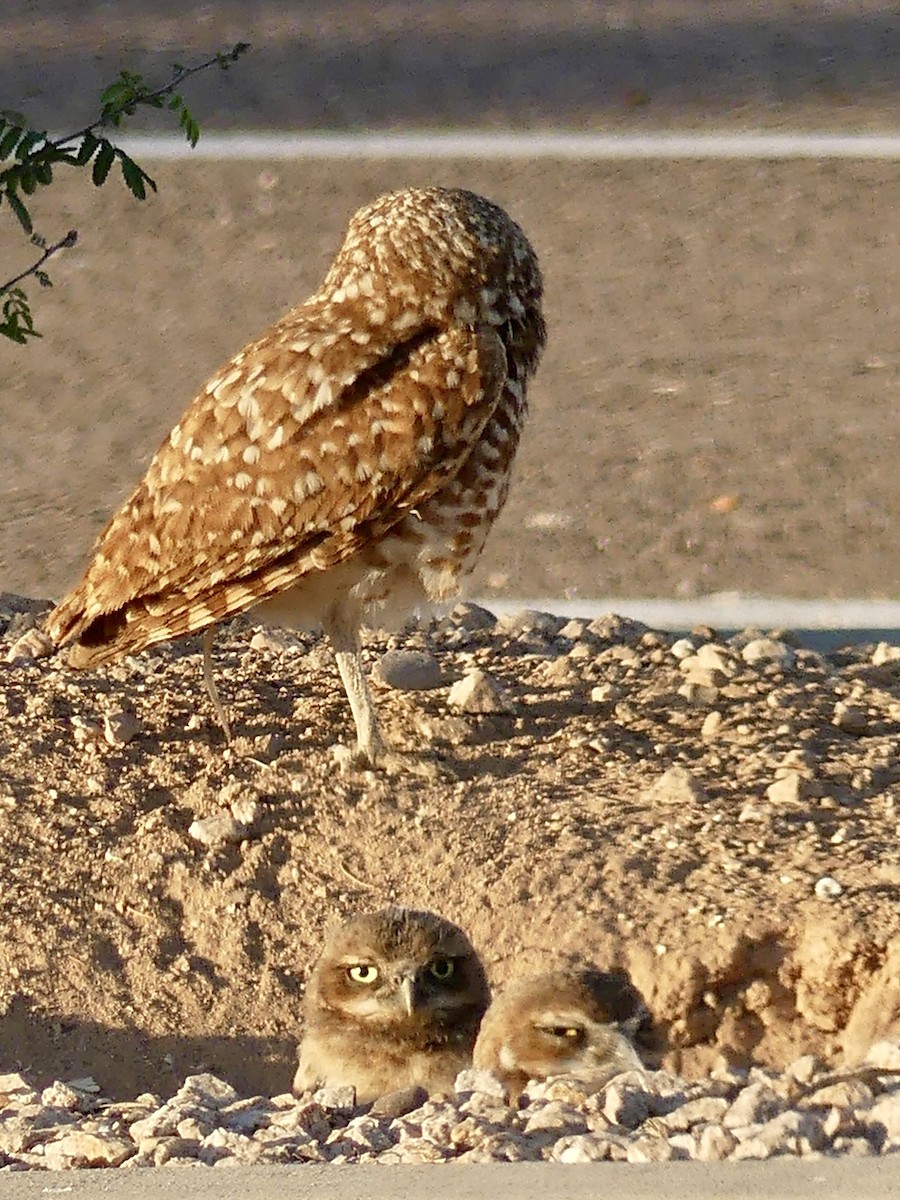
[45,187,545,766]
[473,966,655,1097]
[294,906,489,1103]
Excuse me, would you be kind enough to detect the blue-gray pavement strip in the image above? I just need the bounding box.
[0,1161,898,1199]
[478,596,900,653]
[111,132,900,161]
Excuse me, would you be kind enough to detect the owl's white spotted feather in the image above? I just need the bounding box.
[46,187,545,763]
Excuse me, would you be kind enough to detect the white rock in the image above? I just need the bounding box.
[741,638,794,669]
[103,709,141,746]
[723,1082,784,1128]
[696,1124,738,1161]
[373,649,444,690]
[625,1136,681,1162]
[44,1131,134,1168]
[5,626,53,662]
[188,814,246,847]
[553,1134,613,1162]
[814,875,843,899]
[670,638,696,660]
[447,669,513,714]
[454,1069,507,1099]
[0,1072,37,1100]
[766,773,813,805]
[313,1085,356,1111]
[603,1083,651,1129]
[174,1074,241,1109]
[643,766,708,806]
[249,628,301,652]
[229,796,262,828]
[832,702,868,735]
[865,1095,900,1141]
[872,642,900,665]
[864,1040,900,1069]
[448,603,496,631]
[701,711,723,740]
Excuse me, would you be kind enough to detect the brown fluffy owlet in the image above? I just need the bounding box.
[45,187,545,765]
[473,966,656,1096]
[294,906,489,1103]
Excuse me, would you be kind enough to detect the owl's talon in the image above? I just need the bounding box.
[330,742,455,781]
[371,749,458,781]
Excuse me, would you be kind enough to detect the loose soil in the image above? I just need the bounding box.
[1,595,898,1100]
[2,0,899,1109]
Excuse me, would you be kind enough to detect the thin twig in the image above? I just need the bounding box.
[40,46,249,160]
[0,229,77,295]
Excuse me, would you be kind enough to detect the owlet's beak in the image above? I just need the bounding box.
[398,972,417,1016]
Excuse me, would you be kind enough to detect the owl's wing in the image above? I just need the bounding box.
[48,309,507,662]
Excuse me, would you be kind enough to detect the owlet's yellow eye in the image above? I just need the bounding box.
[429,958,456,981]
[347,964,379,984]
[541,1025,582,1041]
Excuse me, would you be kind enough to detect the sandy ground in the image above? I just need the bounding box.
[1,595,899,1100]
[3,156,900,605]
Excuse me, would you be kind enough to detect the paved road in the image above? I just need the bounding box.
[0,1161,898,1199]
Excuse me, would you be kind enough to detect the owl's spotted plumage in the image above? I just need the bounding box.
[46,187,545,763]
[294,906,490,1103]
[473,967,656,1097]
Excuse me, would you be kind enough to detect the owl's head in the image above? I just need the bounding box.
[474,966,656,1092]
[321,187,545,373]
[307,906,490,1034]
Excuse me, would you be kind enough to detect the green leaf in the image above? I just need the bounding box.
[179,107,200,147]
[168,94,183,111]
[75,133,100,165]
[91,140,115,186]
[118,152,148,199]
[32,160,53,185]
[0,125,22,159]
[1,290,40,343]
[17,130,47,157]
[100,79,134,108]
[19,168,37,195]
[6,191,31,232]
[0,109,27,126]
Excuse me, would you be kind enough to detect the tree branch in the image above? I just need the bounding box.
[2,229,78,293]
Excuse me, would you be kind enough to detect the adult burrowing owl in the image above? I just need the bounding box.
[473,967,655,1096]
[45,187,545,764]
[294,906,489,1103]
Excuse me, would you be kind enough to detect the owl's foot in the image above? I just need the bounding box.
[330,742,456,780]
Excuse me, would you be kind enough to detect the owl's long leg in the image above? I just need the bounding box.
[202,625,233,743]
[325,618,386,764]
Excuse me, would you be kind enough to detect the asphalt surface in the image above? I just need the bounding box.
[0,1161,898,1199]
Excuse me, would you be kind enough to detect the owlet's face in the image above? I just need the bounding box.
[474,966,655,1092]
[307,906,489,1033]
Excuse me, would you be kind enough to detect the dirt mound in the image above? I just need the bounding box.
[0,594,898,1099]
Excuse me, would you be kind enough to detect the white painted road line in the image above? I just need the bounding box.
[111,131,900,161]
[478,596,900,632]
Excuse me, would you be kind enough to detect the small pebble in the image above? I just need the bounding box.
[643,766,708,806]
[188,815,247,847]
[447,669,513,714]
[373,649,444,691]
[814,875,843,899]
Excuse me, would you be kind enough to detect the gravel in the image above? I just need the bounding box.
[1,1052,899,1171]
